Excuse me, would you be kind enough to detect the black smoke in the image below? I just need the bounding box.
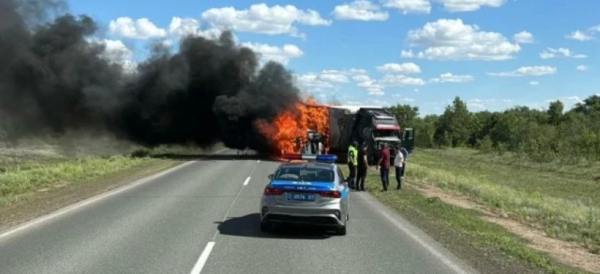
[0,0,301,153]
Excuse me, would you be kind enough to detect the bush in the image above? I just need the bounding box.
[130,148,151,158]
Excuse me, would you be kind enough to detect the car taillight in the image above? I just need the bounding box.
[319,190,341,198]
[264,187,284,195]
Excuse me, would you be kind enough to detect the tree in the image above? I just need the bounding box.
[573,95,600,115]
[389,104,419,128]
[547,100,564,126]
[433,97,472,147]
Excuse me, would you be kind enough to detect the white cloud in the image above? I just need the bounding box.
[333,0,389,21]
[487,66,557,77]
[380,74,426,86]
[529,81,539,86]
[400,50,414,58]
[296,73,335,92]
[90,38,137,73]
[295,68,370,93]
[201,4,331,38]
[320,69,369,82]
[108,17,166,39]
[430,72,474,83]
[576,65,588,71]
[402,19,520,60]
[376,62,421,74]
[432,0,506,12]
[358,80,385,95]
[513,31,534,43]
[167,17,222,39]
[566,30,592,41]
[381,0,431,14]
[352,74,371,82]
[320,70,350,82]
[241,43,303,65]
[590,25,600,32]
[539,47,587,59]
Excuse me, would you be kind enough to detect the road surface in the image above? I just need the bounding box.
[0,149,478,274]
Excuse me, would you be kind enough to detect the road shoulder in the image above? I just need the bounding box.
[340,165,587,274]
[0,158,181,232]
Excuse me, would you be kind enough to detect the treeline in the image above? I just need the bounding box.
[390,95,600,163]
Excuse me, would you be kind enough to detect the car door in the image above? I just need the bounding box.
[337,167,349,217]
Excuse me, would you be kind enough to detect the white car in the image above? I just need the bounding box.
[259,154,350,235]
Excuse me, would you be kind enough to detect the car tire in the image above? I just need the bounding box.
[260,221,274,233]
[336,224,347,236]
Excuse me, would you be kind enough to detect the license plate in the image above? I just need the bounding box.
[287,193,315,201]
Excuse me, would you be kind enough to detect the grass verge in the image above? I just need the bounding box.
[408,148,599,255]
[0,156,153,207]
[340,163,588,274]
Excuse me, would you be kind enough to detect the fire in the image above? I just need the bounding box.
[254,97,329,155]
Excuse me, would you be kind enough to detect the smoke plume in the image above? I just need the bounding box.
[0,0,301,154]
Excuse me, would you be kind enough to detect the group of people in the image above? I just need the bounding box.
[346,141,408,191]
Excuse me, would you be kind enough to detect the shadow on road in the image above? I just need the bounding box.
[216,213,335,240]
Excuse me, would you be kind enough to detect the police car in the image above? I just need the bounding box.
[259,154,350,235]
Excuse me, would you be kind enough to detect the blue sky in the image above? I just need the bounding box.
[68,0,600,115]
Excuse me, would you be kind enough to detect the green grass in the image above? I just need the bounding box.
[0,155,154,206]
[405,148,600,254]
[339,155,592,274]
[0,139,224,207]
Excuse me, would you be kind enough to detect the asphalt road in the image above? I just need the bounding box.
[0,149,479,274]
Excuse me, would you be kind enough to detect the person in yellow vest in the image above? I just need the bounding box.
[347,141,358,189]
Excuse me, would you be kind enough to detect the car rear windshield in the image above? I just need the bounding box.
[274,167,335,182]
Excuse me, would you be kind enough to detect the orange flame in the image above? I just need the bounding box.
[254,97,329,155]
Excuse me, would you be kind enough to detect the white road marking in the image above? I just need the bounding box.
[211,162,260,241]
[243,177,251,186]
[0,148,232,240]
[190,241,215,274]
[0,160,197,240]
[257,160,261,163]
[362,194,473,274]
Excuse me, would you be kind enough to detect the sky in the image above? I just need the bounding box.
[67,0,600,115]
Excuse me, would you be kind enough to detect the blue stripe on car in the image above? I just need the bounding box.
[270,180,334,191]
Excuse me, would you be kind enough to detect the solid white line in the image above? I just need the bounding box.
[363,195,472,274]
[0,148,231,240]
[0,160,197,240]
[190,241,215,274]
[243,177,251,186]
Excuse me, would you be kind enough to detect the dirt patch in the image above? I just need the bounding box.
[411,183,600,274]
[0,159,180,232]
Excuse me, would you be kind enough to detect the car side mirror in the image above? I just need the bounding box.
[268,174,274,180]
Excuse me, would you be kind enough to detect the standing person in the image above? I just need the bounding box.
[347,141,358,189]
[356,143,369,191]
[376,143,390,191]
[400,145,409,175]
[394,144,405,190]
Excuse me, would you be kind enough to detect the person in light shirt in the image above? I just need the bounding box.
[393,144,405,190]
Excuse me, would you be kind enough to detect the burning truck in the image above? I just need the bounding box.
[255,99,413,164]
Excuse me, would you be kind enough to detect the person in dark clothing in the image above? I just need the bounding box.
[356,143,369,191]
[376,143,390,191]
